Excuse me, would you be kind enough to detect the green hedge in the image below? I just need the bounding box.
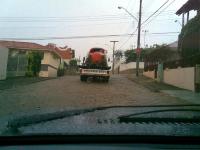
[179,15,200,58]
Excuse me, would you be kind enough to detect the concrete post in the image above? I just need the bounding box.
[182,13,185,28]
[187,12,189,22]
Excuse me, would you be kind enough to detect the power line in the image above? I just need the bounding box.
[0,11,176,20]
[141,0,169,25]
[117,0,171,50]
[142,0,176,27]
[118,28,138,50]
[0,32,179,41]
[0,10,177,23]
[0,21,133,29]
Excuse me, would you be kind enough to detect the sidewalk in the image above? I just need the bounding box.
[126,74,200,104]
[0,77,54,91]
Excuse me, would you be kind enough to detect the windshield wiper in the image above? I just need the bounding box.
[5,105,200,135]
[119,108,200,124]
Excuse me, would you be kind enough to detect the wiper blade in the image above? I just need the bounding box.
[120,117,200,124]
[6,108,98,134]
[119,108,200,124]
[5,105,200,135]
[7,105,200,128]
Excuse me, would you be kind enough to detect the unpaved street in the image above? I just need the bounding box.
[0,75,191,117]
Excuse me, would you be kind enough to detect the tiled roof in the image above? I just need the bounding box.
[54,47,73,59]
[0,40,48,51]
[176,0,200,15]
[0,40,73,59]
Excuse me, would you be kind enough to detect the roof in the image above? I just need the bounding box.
[54,47,73,59]
[0,40,73,59]
[176,0,200,15]
[0,40,48,51]
[168,41,178,49]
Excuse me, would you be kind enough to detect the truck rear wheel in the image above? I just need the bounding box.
[80,75,87,82]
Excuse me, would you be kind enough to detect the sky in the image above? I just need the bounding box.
[0,0,197,59]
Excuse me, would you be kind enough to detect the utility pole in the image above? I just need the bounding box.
[136,0,142,77]
[110,41,119,74]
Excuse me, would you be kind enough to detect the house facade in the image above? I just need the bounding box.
[0,41,74,79]
[0,41,48,78]
[39,51,61,77]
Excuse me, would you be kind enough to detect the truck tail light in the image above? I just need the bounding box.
[80,69,82,73]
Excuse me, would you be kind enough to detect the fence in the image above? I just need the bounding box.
[143,58,200,91]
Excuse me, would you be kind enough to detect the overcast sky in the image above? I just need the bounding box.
[0,0,197,59]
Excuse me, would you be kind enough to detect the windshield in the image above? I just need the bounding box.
[0,0,200,136]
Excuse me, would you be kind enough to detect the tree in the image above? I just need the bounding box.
[69,59,78,67]
[26,51,43,77]
[124,48,151,63]
[124,50,137,63]
[179,14,200,58]
[143,44,178,63]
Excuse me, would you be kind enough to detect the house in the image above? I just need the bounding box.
[54,46,75,64]
[0,41,74,79]
[40,43,74,77]
[168,41,178,51]
[0,40,50,78]
[176,0,200,25]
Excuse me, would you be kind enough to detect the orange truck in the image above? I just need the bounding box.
[79,48,111,82]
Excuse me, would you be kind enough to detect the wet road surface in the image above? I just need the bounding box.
[0,75,192,118]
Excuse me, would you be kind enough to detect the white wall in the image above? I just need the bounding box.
[63,59,70,64]
[164,67,195,91]
[39,71,48,77]
[0,46,9,80]
[143,71,155,79]
[120,62,144,72]
[48,67,58,77]
[41,52,60,68]
[39,52,60,77]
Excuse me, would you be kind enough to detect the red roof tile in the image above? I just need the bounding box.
[0,40,73,59]
[0,40,48,51]
[54,47,73,59]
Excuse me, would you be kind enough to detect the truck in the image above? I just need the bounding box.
[79,47,111,82]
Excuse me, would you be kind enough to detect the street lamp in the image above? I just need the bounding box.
[118,1,142,77]
[175,20,182,27]
[118,6,138,22]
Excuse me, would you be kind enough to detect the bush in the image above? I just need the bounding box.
[25,71,34,77]
[26,51,43,77]
[57,68,65,77]
[179,15,200,58]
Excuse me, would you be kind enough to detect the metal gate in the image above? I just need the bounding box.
[7,52,28,77]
